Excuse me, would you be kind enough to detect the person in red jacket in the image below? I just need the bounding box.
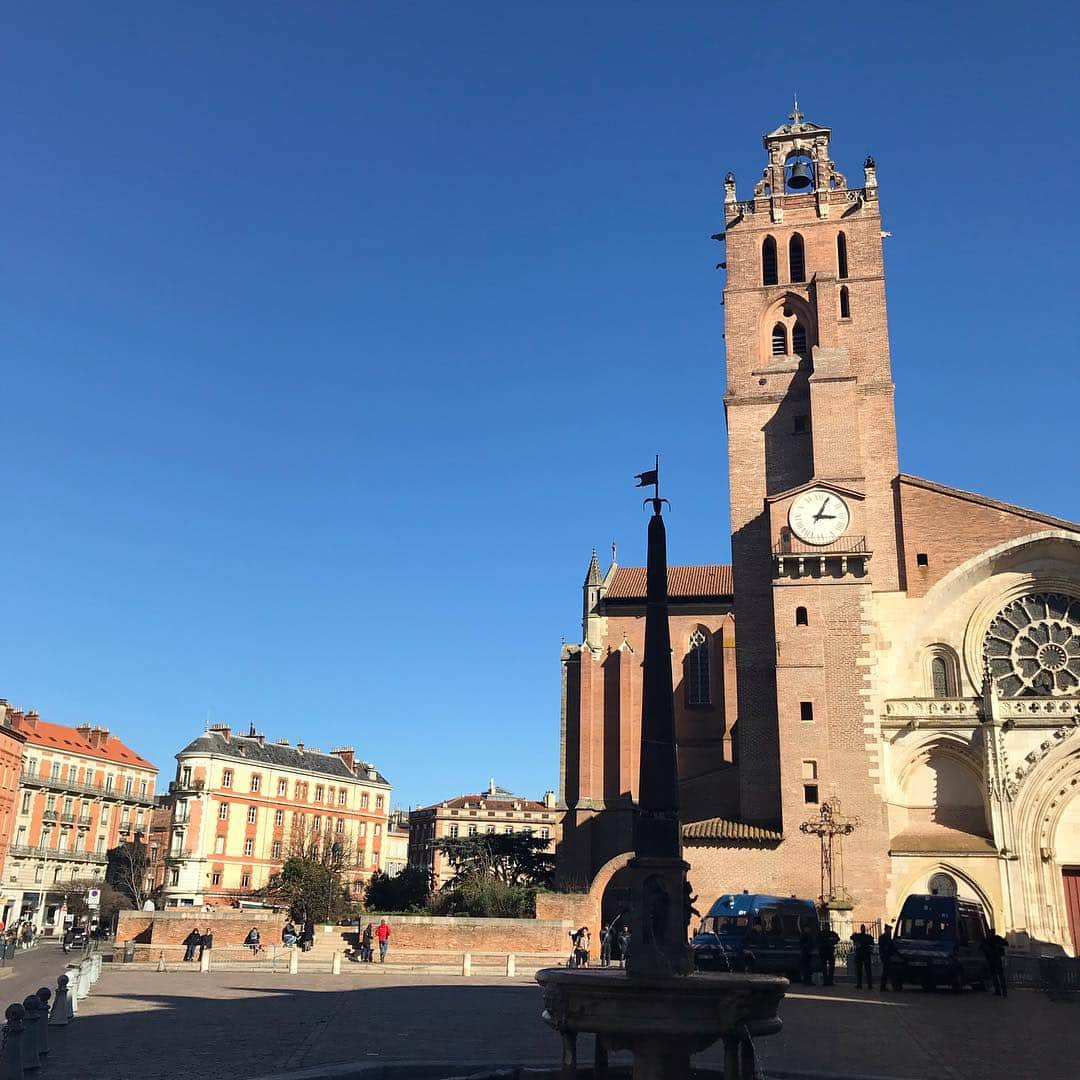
[376,918,391,963]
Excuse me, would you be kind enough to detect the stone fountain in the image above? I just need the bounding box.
[536,475,787,1079]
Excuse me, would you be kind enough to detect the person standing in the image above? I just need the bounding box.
[376,918,391,963]
[851,924,874,989]
[199,929,214,961]
[982,930,1008,997]
[579,927,591,968]
[362,922,374,963]
[599,924,612,968]
[301,920,315,952]
[877,924,894,991]
[618,924,631,968]
[819,926,839,986]
[183,927,201,962]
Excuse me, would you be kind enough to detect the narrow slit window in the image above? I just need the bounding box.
[837,232,849,279]
[800,701,814,723]
[795,606,809,626]
[839,286,851,319]
[792,321,808,358]
[771,323,787,356]
[789,234,806,283]
[762,236,778,286]
[931,657,950,698]
[803,784,819,805]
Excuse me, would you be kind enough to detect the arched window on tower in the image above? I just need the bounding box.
[762,236,778,286]
[686,626,711,706]
[837,232,849,279]
[792,321,808,358]
[795,606,809,626]
[839,286,851,319]
[771,323,787,356]
[789,234,806,283]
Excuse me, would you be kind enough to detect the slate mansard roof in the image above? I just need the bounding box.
[177,730,389,786]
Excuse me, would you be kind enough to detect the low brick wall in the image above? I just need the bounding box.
[117,910,283,946]
[117,910,575,953]
[359,914,572,953]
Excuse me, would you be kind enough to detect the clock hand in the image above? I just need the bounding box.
[815,514,837,520]
[813,497,831,521]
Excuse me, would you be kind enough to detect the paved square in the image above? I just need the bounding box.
[34,968,1079,1080]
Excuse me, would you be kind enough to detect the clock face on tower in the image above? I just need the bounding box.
[787,489,851,545]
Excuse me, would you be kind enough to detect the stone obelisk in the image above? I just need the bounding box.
[626,483,692,978]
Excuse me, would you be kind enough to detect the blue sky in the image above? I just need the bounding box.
[2,2,1077,809]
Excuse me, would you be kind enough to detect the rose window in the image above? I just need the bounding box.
[984,592,1080,696]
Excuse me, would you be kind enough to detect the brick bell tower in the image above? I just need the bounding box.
[720,106,898,902]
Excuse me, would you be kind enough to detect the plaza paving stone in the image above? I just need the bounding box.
[28,968,1079,1080]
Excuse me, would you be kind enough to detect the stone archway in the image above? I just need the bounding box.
[1013,744,1080,953]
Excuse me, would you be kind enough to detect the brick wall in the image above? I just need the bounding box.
[897,477,1075,597]
[117,909,282,945]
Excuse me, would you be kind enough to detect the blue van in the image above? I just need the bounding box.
[691,893,819,976]
[889,894,991,991]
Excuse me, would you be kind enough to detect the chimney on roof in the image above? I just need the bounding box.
[244,723,265,746]
[296,740,304,752]
[275,738,290,746]
[543,790,556,808]
[24,710,40,732]
[209,724,231,740]
[488,778,496,796]
[5,708,25,733]
[332,747,355,772]
[76,724,92,739]
[87,727,110,750]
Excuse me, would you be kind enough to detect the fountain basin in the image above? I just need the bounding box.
[536,967,787,1079]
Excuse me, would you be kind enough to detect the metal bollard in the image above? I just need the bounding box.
[506,953,516,977]
[18,999,40,1073]
[32,993,49,1058]
[50,977,71,1027]
[2,1003,25,1080]
[462,952,472,977]
[22,998,45,1065]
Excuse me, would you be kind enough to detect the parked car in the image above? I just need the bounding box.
[889,894,991,991]
[691,892,819,979]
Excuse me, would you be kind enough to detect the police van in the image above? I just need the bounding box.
[691,892,819,977]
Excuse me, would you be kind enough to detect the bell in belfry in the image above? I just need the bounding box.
[788,158,813,189]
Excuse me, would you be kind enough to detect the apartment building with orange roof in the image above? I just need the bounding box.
[0,701,158,928]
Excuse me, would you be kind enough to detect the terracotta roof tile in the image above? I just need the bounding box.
[605,565,733,601]
[682,817,782,843]
[23,719,156,771]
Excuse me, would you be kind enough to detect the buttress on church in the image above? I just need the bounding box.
[557,109,1080,955]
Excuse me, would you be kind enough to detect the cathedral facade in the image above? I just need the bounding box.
[558,110,1080,954]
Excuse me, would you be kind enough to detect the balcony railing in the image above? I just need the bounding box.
[168,779,205,795]
[20,770,156,806]
[6,844,108,864]
[773,534,869,556]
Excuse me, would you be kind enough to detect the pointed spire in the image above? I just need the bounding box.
[789,93,804,127]
[584,547,603,586]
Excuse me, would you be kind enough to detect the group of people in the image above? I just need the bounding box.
[354,918,391,963]
[181,927,214,962]
[0,920,38,950]
[848,922,1008,996]
[569,921,631,969]
[281,921,315,950]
